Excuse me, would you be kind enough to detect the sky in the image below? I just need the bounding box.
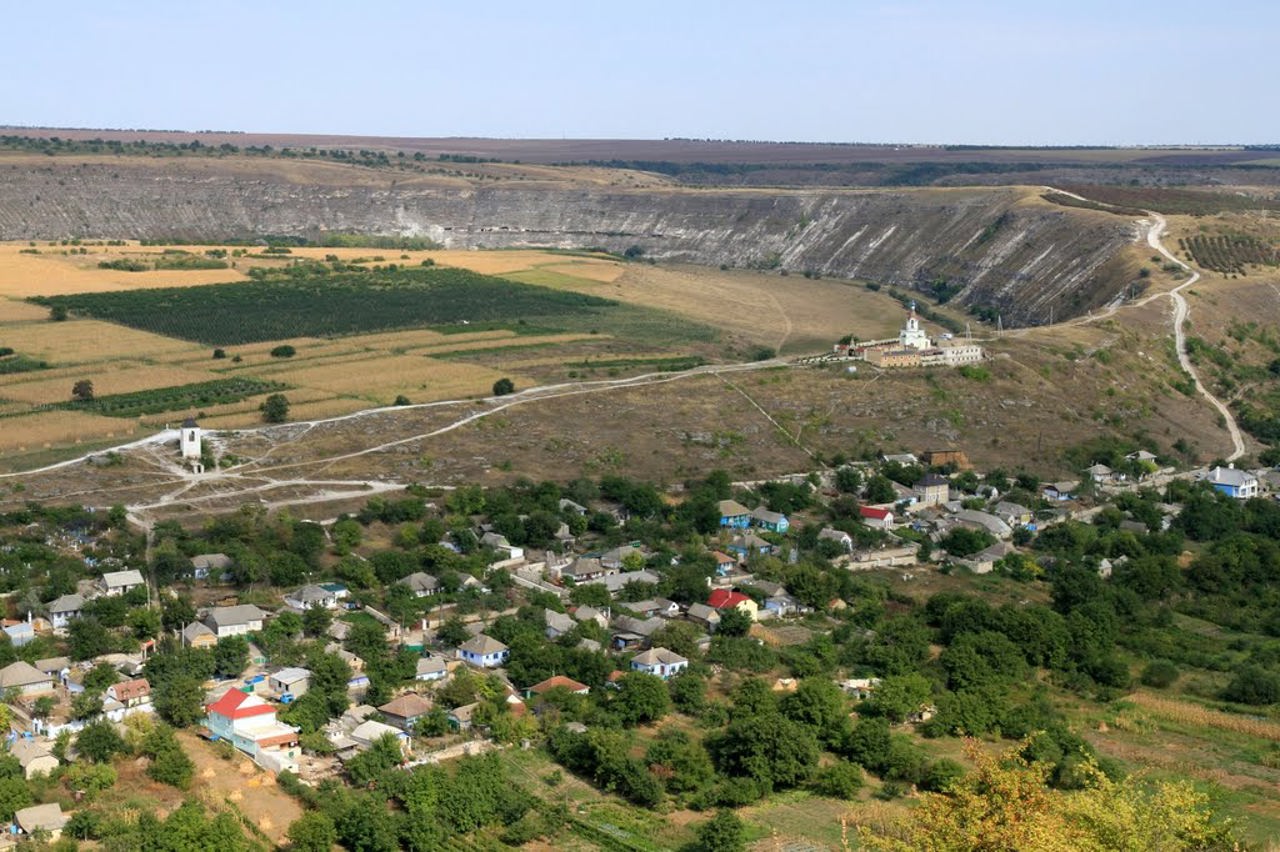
[2,0,1275,146]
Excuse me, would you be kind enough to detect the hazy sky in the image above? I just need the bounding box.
[3,1,1274,145]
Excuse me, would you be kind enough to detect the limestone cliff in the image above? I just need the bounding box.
[0,159,1139,326]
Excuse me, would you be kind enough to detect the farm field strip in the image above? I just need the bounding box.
[0,364,219,404]
[0,319,204,362]
[1128,691,1280,742]
[0,410,141,453]
[258,355,512,403]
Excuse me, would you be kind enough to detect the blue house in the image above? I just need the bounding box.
[457,634,509,668]
[718,500,752,529]
[750,506,790,533]
[726,533,776,560]
[1200,465,1260,500]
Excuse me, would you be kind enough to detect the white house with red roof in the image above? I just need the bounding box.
[205,689,301,772]
[859,506,895,529]
[707,589,759,621]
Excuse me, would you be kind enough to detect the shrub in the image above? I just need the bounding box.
[1139,659,1180,689]
[492,377,515,396]
[270,344,296,358]
[810,761,863,799]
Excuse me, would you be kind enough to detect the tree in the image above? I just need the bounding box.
[693,810,747,852]
[709,713,820,791]
[72,378,94,402]
[856,741,1233,851]
[569,583,611,608]
[811,761,864,799]
[302,603,333,638]
[213,635,250,679]
[127,606,163,641]
[780,678,850,745]
[492,377,515,396]
[77,720,126,763]
[68,616,114,661]
[287,812,338,852]
[0,777,31,822]
[143,725,194,789]
[437,617,470,648]
[864,672,933,723]
[50,305,68,322]
[612,672,671,726]
[71,691,104,721]
[717,606,753,637]
[153,674,207,728]
[864,475,896,504]
[261,393,290,423]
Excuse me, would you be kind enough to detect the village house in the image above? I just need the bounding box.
[560,557,613,583]
[190,552,233,581]
[1200,465,1260,500]
[106,678,151,708]
[914,473,951,507]
[378,693,434,732]
[707,589,759,621]
[572,605,610,630]
[953,509,1013,540]
[611,615,666,649]
[4,620,34,648]
[717,500,752,528]
[448,702,480,731]
[600,544,645,571]
[10,738,58,779]
[726,532,776,562]
[34,658,69,685]
[204,604,267,639]
[14,803,68,841]
[859,506,895,529]
[843,543,919,571]
[525,675,590,699]
[182,620,218,648]
[284,584,340,611]
[558,498,588,516]
[710,550,738,573]
[992,501,1034,528]
[954,541,1016,575]
[1086,463,1117,484]
[686,602,722,632]
[269,668,311,700]
[627,598,680,619]
[398,571,440,598]
[544,609,576,640]
[100,569,144,597]
[415,655,448,682]
[457,634,510,668]
[1042,481,1078,502]
[630,647,689,679]
[817,528,854,551]
[584,569,659,596]
[481,531,524,562]
[839,677,883,701]
[0,662,54,697]
[351,719,410,752]
[750,506,790,533]
[205,689,301,772]
[46,593,84,632]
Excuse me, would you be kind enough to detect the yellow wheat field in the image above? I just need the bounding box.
[540,261,626,283]
[268,356,512,405]
[0,299,59,322]
[0,364,218,405]
[196,397,367,429]
[0,320,203,362]
[0,245,250,297]
[406,332,602,357]
[1130,691,1280,742]
[0,410,137,453]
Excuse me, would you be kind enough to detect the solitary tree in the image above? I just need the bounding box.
[492,377,515,396]
[50,305,68,322]
[72,379,94,402]
[261,393,290,423]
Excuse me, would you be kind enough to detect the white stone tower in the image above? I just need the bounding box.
[180,417,202,461]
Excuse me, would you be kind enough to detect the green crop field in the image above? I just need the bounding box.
[47,377,288,419]
[30,268,619,346]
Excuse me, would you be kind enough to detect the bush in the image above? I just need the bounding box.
[270,345,296,358]
[810,761,863,799]
[1222,665,1280,705]
[212,348,227,359]
[492,377,515,396]
[1139,659,1180,689]
[261,393,290,423]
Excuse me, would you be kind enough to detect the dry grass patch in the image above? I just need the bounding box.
[409,332,601,356]
[0,244,248,297]
[1129,691,1280,742]
[540,260,626,282]
[0,299,57,322]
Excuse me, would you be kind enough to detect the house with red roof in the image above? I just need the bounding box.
[707,589,759,621]
[106,678,151,708]
[859,506,895,530]
[205,689,300,772]
[524,675,590,699]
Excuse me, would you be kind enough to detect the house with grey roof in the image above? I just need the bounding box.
[1200,465,1260,500]
[100,569,144,597]
[630,647,688,679]
[0,662,53,696]
[285,584,340,611]
[190,552,233,580]
[415,655,448,682]
[544,609,575,639]
[398,571,440,597]
[47,593,84,631]
[458,634,509,668]
[583,569,659,595]
[204,604,267,638]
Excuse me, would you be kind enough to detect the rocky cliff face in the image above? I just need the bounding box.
[0,160,1139,325]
